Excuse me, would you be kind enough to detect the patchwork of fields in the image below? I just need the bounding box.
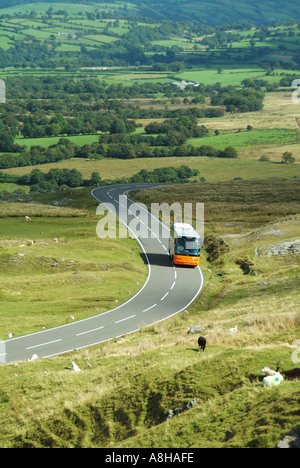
[0,1,299,450]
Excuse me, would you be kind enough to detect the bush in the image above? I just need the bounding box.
[282,152,295,164]
[217,146,238,158]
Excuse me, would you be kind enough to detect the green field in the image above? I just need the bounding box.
[0,2,117,15]
[15,134,100,149]
[175,68,299,87]
[190,129,300,150]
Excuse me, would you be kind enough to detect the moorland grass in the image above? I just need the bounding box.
[4,156,300,183]
[0,192,147,338]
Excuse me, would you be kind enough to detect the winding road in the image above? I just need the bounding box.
[0,184,204,365]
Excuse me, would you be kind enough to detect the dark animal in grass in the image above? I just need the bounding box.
[282,368,300,381]
[198,336,206,352]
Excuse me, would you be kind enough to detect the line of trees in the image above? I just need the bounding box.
[0,136,238,170]
[17,167,101,192]
[94,142,238,159]
[0,139,76,169]
[0,163,201,193]
[129,165,201,184]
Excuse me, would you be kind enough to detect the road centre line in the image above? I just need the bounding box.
[170,281,176,290]
[26,339,62,350]
[115,315,136,324]
[160,292,169,301]
[143,304,157,313]
[76,326,104,336]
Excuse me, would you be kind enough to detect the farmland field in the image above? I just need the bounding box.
[4,155,300,183]
[190,129,299,150]
[14,134,100,149]
[175,68,300,87]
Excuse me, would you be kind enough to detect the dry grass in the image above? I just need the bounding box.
[240,143,300,162]
[0,202,89,218]
[201,92,300,132]
[199,92,300,162]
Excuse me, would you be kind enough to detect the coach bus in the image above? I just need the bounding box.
[168,222,201,267]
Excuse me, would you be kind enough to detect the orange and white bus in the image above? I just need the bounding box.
[168,223,201,267]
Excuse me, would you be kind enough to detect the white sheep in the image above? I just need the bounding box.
[28,354,39,361]
[25,216,32,222]
[69,361,81,372]
[262,367,284,387]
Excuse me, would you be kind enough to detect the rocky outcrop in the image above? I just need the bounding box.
[256,240,300,257]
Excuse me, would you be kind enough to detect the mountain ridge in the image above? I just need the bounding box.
[0,0,300,26]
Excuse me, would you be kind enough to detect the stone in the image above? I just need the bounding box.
[275,430,300,448]
[187,325,206,334]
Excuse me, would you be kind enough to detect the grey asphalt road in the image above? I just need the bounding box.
[1,184,204,365]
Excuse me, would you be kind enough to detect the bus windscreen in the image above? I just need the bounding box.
[175,237,201,256]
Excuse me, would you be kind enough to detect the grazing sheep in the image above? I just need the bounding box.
[262,367,277,376]
[69,361,81,372]
[29,354,38,361]
[263,375,281,387]
[262,367,284,387]
[198,336,206,352]
[25,216,32,222]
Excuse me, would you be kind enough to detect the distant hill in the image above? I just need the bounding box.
[134,0,300,26]
[0,0,300,26]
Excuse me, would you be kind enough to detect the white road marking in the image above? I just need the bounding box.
[160,292,169,301]
[143,304,157,312]
[115,315,136,324]
[26,339,62,350]
[76,326,104,336]
[170,281,176,290]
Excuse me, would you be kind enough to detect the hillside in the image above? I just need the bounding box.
[1,0,300,26]
[0,181,299,448]
[134,0,300,26]
[0,1,299,70]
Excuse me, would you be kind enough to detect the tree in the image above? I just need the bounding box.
[110,119,126,135]
[0,131,14,152]
[282,152,295,164]
[90,172,101,186]
[219,146,238,158]
[30,169,44,185]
